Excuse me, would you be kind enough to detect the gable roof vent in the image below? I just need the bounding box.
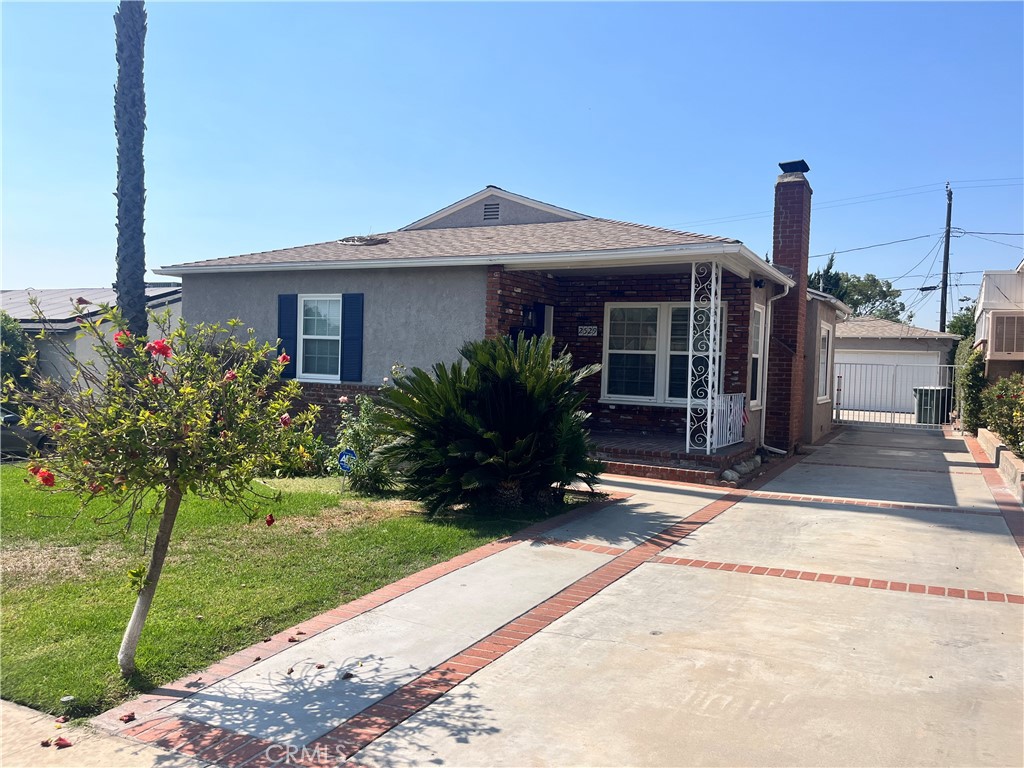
[483,202,500,221]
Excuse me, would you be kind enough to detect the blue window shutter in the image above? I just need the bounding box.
[277,294,298,379]
[341,293,363,382]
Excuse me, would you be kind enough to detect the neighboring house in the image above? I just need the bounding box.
[833,317,960,414]
[974,260,1024,382]
[1,285,182,385]
[159,161,834,467]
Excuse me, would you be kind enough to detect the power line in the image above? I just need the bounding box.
[809,233,940,260]
[961,231,1024,236]
[964,233,1024,250]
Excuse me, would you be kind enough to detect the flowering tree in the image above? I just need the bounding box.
[5,301,318,677]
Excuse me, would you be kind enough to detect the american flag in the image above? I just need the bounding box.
[741,407,750,426]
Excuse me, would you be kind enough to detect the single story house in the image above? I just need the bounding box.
[159,161,839,475]
[1,284,182,385]
[973,261,1024,382]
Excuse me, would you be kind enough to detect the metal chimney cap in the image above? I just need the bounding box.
[779,160,810,174]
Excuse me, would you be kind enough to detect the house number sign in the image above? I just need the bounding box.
[577,325,599,337]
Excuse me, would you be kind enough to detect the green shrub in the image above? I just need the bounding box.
[954,336,986,432]
[0,310,33,407]
[336,394,399,494]
[274,432,337,477]
[377,334,603,515]
[981,373,1024,457]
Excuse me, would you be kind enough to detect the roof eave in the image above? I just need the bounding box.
[157,243,796,287]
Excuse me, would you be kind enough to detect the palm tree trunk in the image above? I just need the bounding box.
[113,0,148,339]
[118,477,180,679]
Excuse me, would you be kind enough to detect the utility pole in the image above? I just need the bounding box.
[939,183,953,332]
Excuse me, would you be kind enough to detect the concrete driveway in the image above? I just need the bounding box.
[86,426,1022,768]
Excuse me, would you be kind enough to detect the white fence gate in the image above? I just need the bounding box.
[834,363,958,430]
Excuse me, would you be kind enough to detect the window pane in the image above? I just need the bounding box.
[751,356,760,402]
[303,299,340,337]
[607,353,656,397]
[670,307,690,352]
[608,307,658,351]
[751,309,763,355]
[302,339,340,376]
[818,329,830,397]
[670,354,710,399]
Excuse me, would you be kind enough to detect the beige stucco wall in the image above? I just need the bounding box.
[804,299,839,445]
[180,266,487,385]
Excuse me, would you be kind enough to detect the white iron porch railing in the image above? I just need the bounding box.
[714,393,746,449]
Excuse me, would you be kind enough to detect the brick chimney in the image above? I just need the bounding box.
[764,160,812,452]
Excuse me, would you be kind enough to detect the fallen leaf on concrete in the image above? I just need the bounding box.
[342,672,354,680]
[287,636,299,643]
[119,712,136,723]
[286,667,294,675]
[40,740,51,747]
[296,631,306,635]
[54,737,72,749]
[253,656,262,662]
[315,664,326,670]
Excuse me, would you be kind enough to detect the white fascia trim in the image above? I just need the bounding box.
[157,243,796,286]
[399,187,590,231]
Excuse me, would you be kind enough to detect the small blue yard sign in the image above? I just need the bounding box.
[338,448,358,474]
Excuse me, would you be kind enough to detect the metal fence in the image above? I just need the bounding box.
[834,363,959,430]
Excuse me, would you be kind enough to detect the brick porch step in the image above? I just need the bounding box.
[600,458,720,485]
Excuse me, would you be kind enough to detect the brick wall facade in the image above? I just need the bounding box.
[486,266,753,435]
[297,382,380,436]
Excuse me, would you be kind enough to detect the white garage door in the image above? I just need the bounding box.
[839,352,950,417]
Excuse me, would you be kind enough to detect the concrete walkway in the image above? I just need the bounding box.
[17,426,1021,767]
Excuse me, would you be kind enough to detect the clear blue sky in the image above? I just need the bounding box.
[3,1,1022,330]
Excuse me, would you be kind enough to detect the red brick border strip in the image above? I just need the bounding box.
[94,492,631,735]
[649,555,1024,605]
[963,434,1024,557]
[301,491,749,763]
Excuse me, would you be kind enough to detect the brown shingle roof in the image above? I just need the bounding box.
[835,316,960,340]
[161,218,739,272]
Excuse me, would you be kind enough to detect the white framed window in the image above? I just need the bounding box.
[298,295,341,381]
[750,304,765,409]
[818,322,833,402]
[601,302,725,405]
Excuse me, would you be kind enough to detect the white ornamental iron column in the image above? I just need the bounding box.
[684,261,722,454]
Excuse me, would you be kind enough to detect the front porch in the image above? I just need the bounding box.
[590,427,758,485]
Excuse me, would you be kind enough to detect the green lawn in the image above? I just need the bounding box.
[0,464,563,718]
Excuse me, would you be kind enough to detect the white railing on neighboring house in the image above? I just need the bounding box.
[714,393,746,449]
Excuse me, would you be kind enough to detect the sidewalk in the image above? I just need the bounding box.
[0,698,209,768]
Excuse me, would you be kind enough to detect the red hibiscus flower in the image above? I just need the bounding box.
[148,373,164,386]
[223,369,238,382]
[118,712,136,723]
[53,737,72,749]
[277,352,290,365]
[145,338,173,358]
[52,422,63,432]
[75,317,86,325]
[37,469,55,487]
[265,514,276,526]
[114,330,131,349]
[279,413,292,427]
[27,464,40,476]
[88,482,104,494]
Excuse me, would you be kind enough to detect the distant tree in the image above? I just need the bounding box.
[809,255,906,322]
[947,302,977,340]
[113,0,148,338]
[0,311,33,405]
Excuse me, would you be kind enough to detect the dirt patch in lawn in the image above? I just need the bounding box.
[282,499,421,534]
[0,541,133,588]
